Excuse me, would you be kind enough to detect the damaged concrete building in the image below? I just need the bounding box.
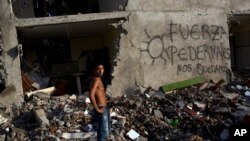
[1,0,250,104]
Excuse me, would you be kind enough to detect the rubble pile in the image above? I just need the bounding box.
[0,79,250,141]
[109,80,250,140]
[0,93,94,141]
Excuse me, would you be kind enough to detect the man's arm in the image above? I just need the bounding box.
[89,79,104,113]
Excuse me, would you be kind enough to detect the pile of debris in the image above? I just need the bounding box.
[0,77,250,141]
[0,90,96,140]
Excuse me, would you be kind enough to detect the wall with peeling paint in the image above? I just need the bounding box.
[108,0,250,96]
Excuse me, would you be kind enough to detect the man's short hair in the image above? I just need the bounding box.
[91,60,104,70]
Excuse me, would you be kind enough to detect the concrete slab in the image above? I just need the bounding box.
[0,84,23,111]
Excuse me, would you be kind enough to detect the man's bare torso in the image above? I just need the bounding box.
[93,78,107,106]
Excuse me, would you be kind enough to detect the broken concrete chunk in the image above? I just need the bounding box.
[153,109,163,119]
[194,101,206,111]
[177,101,185,109]
[0,84,23,110]
[35,109,49,125]
[221,92,239,100]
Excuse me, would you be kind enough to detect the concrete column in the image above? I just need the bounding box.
[0,0,24,106]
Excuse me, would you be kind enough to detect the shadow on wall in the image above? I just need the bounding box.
[7,46,19,60]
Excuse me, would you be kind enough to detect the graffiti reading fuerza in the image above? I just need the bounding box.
[140,21,230,75]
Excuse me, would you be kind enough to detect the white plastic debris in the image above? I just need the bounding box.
[84,110,90,116]
[245,91,250,97]
[236,85,243,90]
[110,111,117,117]
[145,93,150,98]
[85,97,91,103]
[126,129,140,140]
[5,127,9,132]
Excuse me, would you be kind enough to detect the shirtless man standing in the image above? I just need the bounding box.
[89,63,110,141]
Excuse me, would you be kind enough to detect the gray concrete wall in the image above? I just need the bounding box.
[107,0,250,97]
[0,0,24,106]
[126,0,250,12]
[109,10,231,96]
